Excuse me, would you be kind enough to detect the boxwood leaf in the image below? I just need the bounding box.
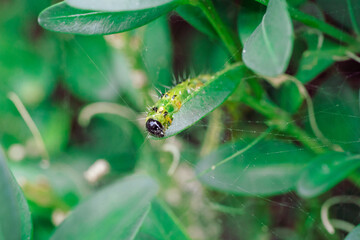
[38,2,177,35]
[307,75,360,153]
[10,160,89,208]
[33,106,71,155]
[66,0,181,12]
[136,200,190,240]
[270,80,303,114]
[51,174,159,240]
[187,34,229,73]
[80,115,144,172]
[176,5,217,39]
[60,35,122,102]
[237,1,266,45]
[0,149,32,240]
[295,48,333,84]
[160,64,248,138]
[345,225,360,240]
[196,140,313,196]
[295,32,337,84]
[242,0,293,77]
[316,0,360,35]
[296,152,360,198]
[142,17,173,93]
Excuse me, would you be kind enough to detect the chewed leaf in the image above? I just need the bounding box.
[242,0,293,77]
[296,152,360,198]
[38,2,177,35]
[196,140,313,196]
[295,31,338,84]
[66,0,181,12]
[0,149,32,240]
[51,174,159,240]
[150,64,248,139]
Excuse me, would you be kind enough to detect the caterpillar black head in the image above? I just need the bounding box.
[146,119,165,138]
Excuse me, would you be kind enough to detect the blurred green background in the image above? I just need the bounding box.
[1,0,360,239]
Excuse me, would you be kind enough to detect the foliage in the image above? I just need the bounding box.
[0,0,360,239]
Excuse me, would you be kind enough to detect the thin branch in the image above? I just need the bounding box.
[8,92,50,165]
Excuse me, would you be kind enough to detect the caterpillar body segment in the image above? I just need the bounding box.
[146,75,210,138]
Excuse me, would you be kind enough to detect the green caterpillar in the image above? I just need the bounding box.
[146,75,210,138]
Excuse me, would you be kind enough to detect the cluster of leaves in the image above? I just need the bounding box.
[1,0,360,239]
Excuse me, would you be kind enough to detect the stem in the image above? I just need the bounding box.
[190,0,242,61]
[241,93,326,154]
[346,50,360,63]
[321,195,360,234]
[8,92,50,165]
[347,0,360,36]
[78,102,138,127]
[285,75,341,151]
[254,0,358,45]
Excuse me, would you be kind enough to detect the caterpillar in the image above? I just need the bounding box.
[146,75,210,138]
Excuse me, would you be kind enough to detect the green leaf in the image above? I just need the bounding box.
[296,152,360,198]
[110,50,143,110]
[136,200,190,240]
[0,149,32,240]
[176,5,217,39]
[300,1,325,21]
[196,140,313,196]
[242,0,293,77]
[0,36,55,106]
[38,2,177,35]
[295,49,334,84]
[188,33,229,73]
[51,174,159,240]
[274,81,303,113]
[316,0,360,35]
[142,17,173,93]
[295,32,336,84]
[10,156,91,208]
[162,64,248,138]
[33,106,71,155]
[345,225,360,240]
[61,35,121,102]
[273,31,338,114]
[82,115,144,172]
[66,0,180,11]
[287,0,306,7]
[307,75,360,153]
[237,1,266,45]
